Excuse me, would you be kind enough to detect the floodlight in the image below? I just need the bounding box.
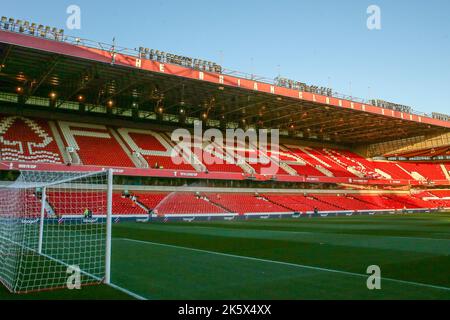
[23,21,30,32]
[30,23,36,34]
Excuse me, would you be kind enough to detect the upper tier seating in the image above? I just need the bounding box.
[221,140,287,175]
[72,135,134,167]
[306,148,356,177]
[1,114,447,182]
[0,115,62,163]
[121,130,196,170]
[282,146,329,176]
[370,161,413,180]
[397,163,447,181]
[286,163,326,176]
[58,122,134,167]
[185,138,244,173]
[321,148,383,179]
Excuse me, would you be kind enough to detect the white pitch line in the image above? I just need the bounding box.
[115,237,450,292]
[108,282,148,300]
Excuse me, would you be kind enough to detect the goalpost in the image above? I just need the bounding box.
[0,169,113,294]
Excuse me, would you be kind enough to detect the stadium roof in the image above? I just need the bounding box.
[1,29,449,146]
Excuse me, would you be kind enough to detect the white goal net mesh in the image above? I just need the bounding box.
[0,170,111,294]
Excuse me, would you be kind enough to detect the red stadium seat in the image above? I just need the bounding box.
[207,193,289,214]
[0,115,62,163]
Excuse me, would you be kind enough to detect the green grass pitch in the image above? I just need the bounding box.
[1,213,449,300]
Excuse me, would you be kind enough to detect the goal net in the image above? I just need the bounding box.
[0,170,113,294]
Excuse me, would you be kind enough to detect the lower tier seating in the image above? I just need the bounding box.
[46,191,146,215]
[112,194,147,214]
[47,191,107,215]
[144,193,227,215]
[206,193,288,214]
[40,190,448,217]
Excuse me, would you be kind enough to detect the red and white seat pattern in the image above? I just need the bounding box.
[201,144,244,173]
[321,148,384,179]
[118,128,197,170]
[58,121,134,167]
[276,145,328,176]
[0,116,62,163]
[397,162,447,181]
[1,114,448,183]
[370,161,413,180]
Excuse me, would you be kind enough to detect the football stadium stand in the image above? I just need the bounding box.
[18,186,448,218]
[0,115,63,164]
[150,193,229,215]
[1,114,447,182]
[0,22,449,220]
[206,193,289,214]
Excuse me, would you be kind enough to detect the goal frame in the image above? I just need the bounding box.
[0,168,114,293]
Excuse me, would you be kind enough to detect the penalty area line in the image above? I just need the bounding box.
[115,237,450,292]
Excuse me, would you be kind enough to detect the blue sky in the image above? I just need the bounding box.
[2,0,449,114]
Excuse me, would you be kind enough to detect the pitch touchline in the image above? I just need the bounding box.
[115,237,450,292]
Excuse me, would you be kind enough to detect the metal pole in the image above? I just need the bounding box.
[38,187,46,254]
[105,169,113,284]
